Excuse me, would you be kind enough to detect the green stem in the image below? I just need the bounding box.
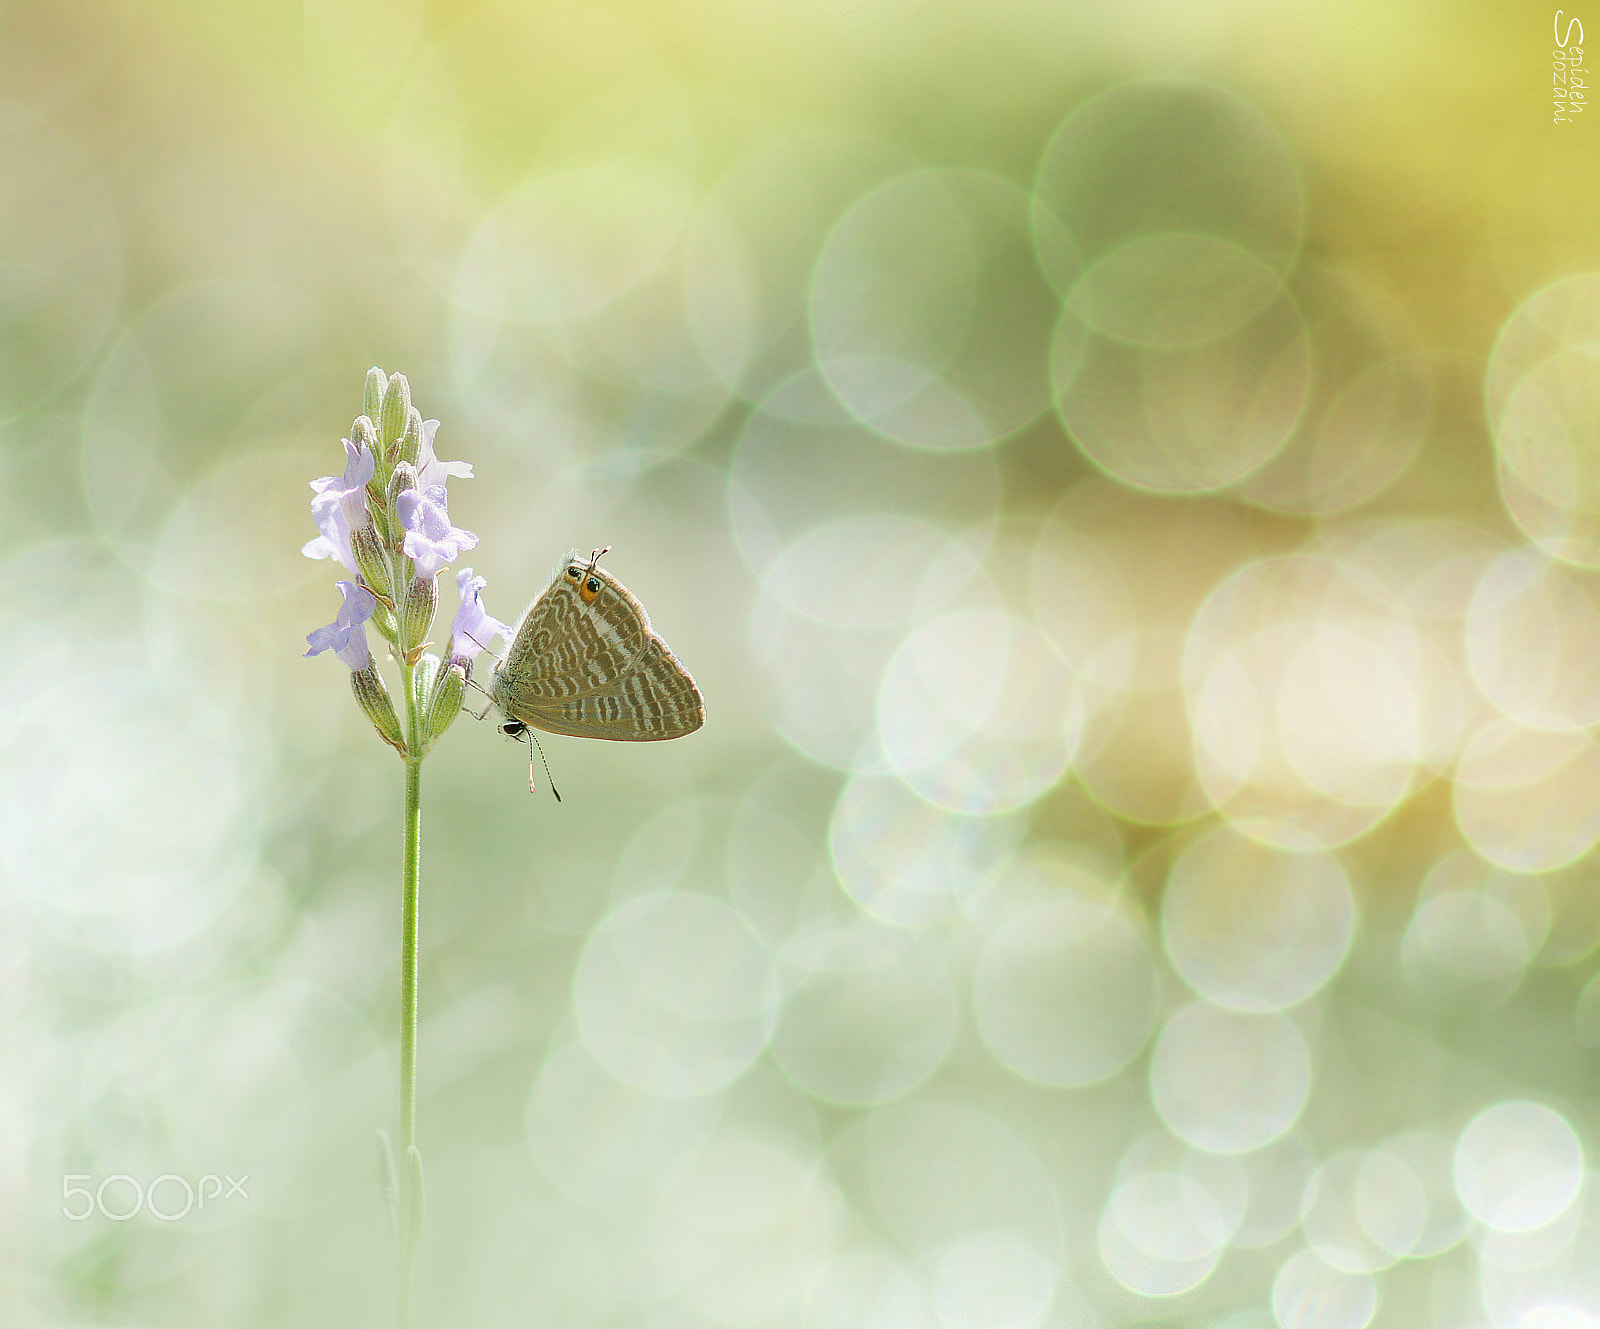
[398,657,424,1328]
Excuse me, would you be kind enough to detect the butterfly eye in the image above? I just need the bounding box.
[565,566,580,580]
[580,575,602,604]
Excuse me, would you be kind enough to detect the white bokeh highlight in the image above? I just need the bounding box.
[1149,1002,1312,1152]
[573,892,778,1096]
[1162,825,1356,1011]
[1454,1101,1585,1233]
[1272,1248,1377,1329]
[976,890,1160,1088]
[771,922,957,1106]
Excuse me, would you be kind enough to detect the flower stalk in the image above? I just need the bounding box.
[302,369,509,1326]
[397,740,422,1324]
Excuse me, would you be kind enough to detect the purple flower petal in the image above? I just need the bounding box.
[417,419,473,490]
[398,483,479,580]
[448,567,510,665]
[301,531,346,563]
[305,438,376,572]
[305,580,378,670]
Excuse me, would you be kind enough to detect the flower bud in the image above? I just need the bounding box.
[368,498,394,550]
[351,663,406,753]
[412,651,438,710]
[372,597,399,645]
[386,462,418,523]
[364,367,388,423]
[380,372,412,454]
[353,415,387,512]
[351,414,380,456]
[352,523,392,600]
[386,464,418,552]
[398,407,423,468]
[422,662,466,752]
[398,574,438,654]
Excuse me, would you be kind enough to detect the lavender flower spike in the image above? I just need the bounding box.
[448,568,510,667]
[303,436,376,571]
[397,484,478,580]
[305,580,379,670]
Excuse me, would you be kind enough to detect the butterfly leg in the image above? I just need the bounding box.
[464,687,493,722]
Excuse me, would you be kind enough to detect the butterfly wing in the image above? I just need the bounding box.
[490,555,705,741]
[505,636,704,740]
[495,561,650,702]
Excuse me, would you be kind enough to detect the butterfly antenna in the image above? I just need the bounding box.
[523,728,562,802]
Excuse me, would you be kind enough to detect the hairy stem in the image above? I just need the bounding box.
[398,659,424,1328]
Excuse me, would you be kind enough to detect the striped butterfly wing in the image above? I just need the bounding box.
[507,636,704,741]
[490,554,705,742]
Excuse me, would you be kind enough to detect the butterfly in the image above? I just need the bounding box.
[488,548,704,744]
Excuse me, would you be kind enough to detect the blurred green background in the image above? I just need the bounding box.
[2,1,1599,1325]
